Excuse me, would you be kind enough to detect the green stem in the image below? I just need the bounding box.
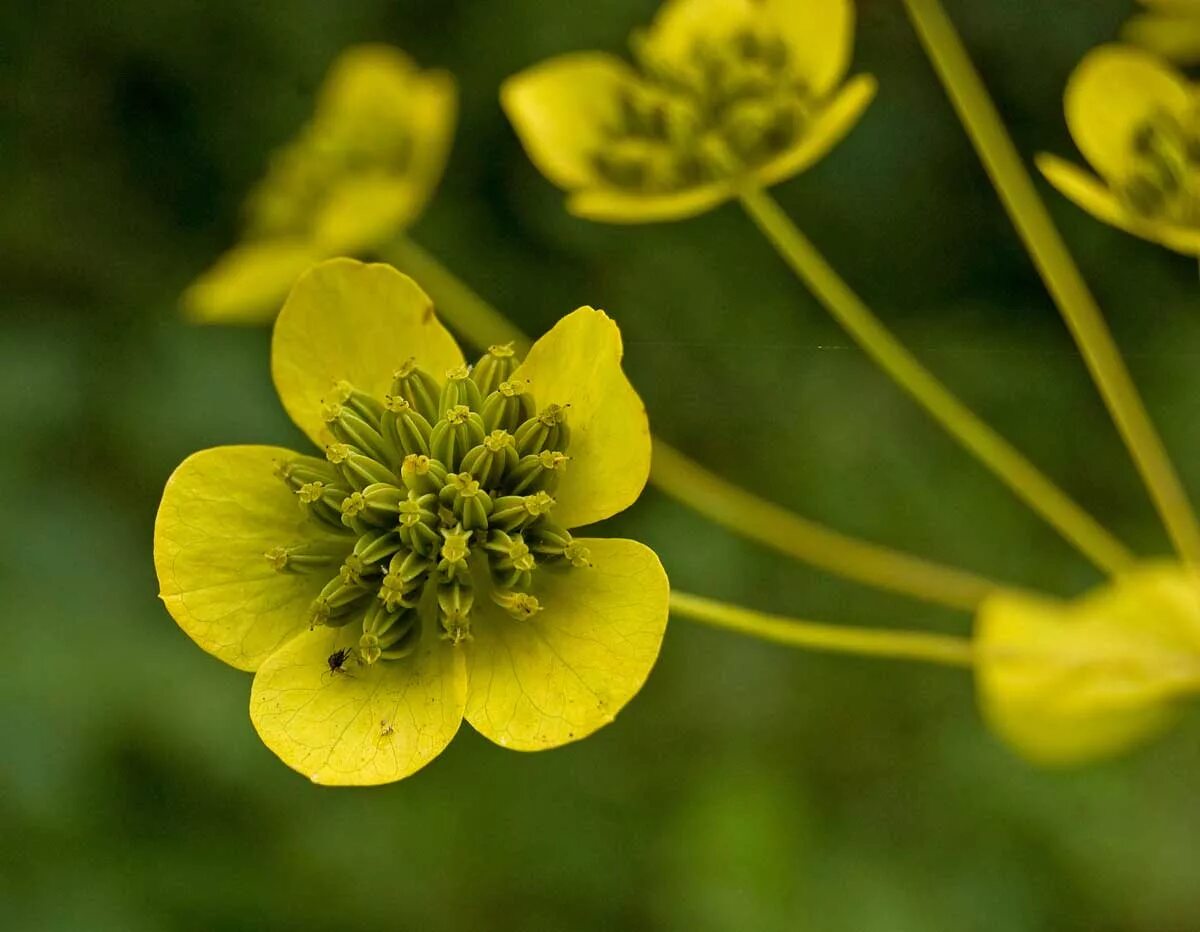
[383,235,1006,611]
[670,591,975,667]
[738,187,1134,576]
[900,0,1200,567]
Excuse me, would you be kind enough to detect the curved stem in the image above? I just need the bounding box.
[738,187,1134,576]
[670,591,975,668]
[383,235,1008,611]
[900,0,1200,567]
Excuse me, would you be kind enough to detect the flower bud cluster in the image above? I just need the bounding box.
[592,27,813,193]
[1120,106,1200,223]
[271,344,591,665]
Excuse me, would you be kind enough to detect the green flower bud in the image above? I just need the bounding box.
[472,343,519,396]
[491,588,543,621]
[438,364,485,414]
[401,453,448,495]
[437,577,475,645]
[489,491,555,532]
[460,430,519,489]
[390,358,441,421]
[331,380,386,423]
[484,529,537,590]
[437,525,473,583]
[381,394,433,459]
[379,550,432,611]
[509,450,569,495]
[326,443,398,491]
[439,472,495,531]
[296,479,352,530]
[322,401,392,466]
[429,404,486,471]
[352,528,404,566]
[514,404,571,455]
[398,490,440,558]
[481,379,535,432]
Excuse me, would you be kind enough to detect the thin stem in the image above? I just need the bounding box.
[670,591,975,667]
[900,0,1200,567]
[382,235,1008,611]
[738,187,1134,576]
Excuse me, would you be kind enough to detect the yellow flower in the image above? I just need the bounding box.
[501,0,876,223]
[183,46,456,324]
[155,259,668,785]
[1036,44,1200,255]
[1122,0,1200,67]
[975,563,1200,766]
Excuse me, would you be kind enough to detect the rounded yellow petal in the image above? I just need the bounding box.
[512,307,651,528]
[975,563,1200,767]
[1123,10,1200,66]
[310,61,456,253]
[640,0,756,66]
[182,239,324,325]
[755,74,877,188]
[501,52,638,192]
[463,538,669,751]
[271,258,464,447]
[764,0,855,96]
[250,615,467,786]
[1037,153,1200,255]
[316,44,419,115]
[154,445,347,671]
[567,180,733,224]
[1065,44,1192,182]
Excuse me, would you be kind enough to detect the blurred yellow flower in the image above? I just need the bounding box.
[502,0,875,223]
[183,47,456,324]
[1122,0,1200,67]
[155,259,668,785]
[975,563,1200,766]
[1037,44,1200,255]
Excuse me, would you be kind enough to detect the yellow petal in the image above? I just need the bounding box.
[512,307,651,528]
[567,180,733,224]
[310,58,456,253]
[312,174,425,254]
[976,563,1200,767]
[501,52,638,191]
[1065,44,1192,182]
[756,74,877,188]
[1037,153,1200,255]
[250,613,467,786]
[154,445,348,671]
[271,258,464,447]
[640,0,756,67]
[464,538,669,750]
[764,0,855,96]
[315,44,419,115]
[182,239,324,325]
[1122,11,1200,66]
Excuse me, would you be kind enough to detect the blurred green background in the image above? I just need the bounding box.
[4,0,1200,929]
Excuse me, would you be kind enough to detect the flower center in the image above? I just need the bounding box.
[270,344,590,667]
[591,26,814,194]
[1120,104,1200,226]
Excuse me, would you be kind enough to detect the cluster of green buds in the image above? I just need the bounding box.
[271,344,592,667]
[592,27,812,193]
[1120,105,1200,224]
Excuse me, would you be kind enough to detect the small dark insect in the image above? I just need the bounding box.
[324,647,355,678]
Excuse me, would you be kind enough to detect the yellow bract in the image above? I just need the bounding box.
[502,0,875,224]
[1037,44,1200,255]
[183,45,456,324]
[155,259,668,784]
[1122,0,1200,67]
[975,563,1200,766]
